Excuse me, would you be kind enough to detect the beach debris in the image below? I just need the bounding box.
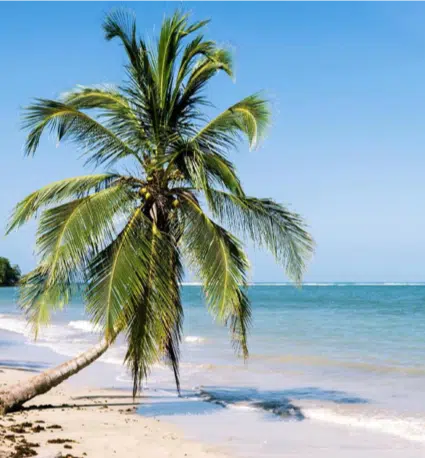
[47,439,76,444]
[54,454,82,458]
[9,422,32,434]
[6,437,39,458]
[18,423,32,429]
[10,444,37,457]
[20,440,39,448]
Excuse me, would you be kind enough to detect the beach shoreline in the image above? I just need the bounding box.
[1,285,425,457]
[0,368,231,458]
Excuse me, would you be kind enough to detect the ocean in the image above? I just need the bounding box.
[1,284,425,456]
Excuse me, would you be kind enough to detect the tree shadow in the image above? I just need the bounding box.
[199,386,368,405]
[21,401,140,412]
[0,360,50,372]
[72,395,144,400]
[139,399,223,417]
[138,385,369,421]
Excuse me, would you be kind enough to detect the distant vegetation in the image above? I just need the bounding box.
[0,257,21,286]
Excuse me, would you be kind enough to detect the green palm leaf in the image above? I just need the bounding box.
[172,48,233,127]
[179,193,251,357]
[60,86,145,154]
[208,190,314,283]
[167,140,244,196]
[19,266,69,338]
[19,185,134,336]
[24,100,138,167]
[7,174,119,234]
[193,93,270,152]
[124,224,183,395]
[36,185,134,275]
[86,208,149,340]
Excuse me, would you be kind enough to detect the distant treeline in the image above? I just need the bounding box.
[0,257,21,286]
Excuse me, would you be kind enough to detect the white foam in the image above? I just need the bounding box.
[348,283,425,286]
[0,314,29,336]
[184,336,206,344]
[246,282,425,287]
[305,407,425,443]
[116,372,132,384]
[226,402,259,412]
[99,345,126,366]
[248,283,292,286]
[0,314,119,364]
[68,320,101,333]
[0,314,75,342]
[303,283,334,286]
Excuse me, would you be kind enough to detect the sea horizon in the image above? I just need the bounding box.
[185,281,425,286]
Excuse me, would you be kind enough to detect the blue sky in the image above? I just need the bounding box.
[1,2,425,282]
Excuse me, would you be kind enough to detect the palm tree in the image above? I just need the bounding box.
[0,10,313,414]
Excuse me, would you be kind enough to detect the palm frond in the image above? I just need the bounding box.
[208,190,315,283]
[179,193,251,357]
[86,205,182,395]
[173,36,215,92]
[167,140,244,197]
[61,86,130,110]
[103,9,159,147]
[103,9,139,66]
[85,208,149,341]
[23,99,138,167]
[36,185,134,280]
[6,174,119,234]
[19,185,134,336]
[193,93,270,152]
[60,86,146,153]
[119,219,183,395]
[156,11,189,108]
[162,242,184,395]
[173,48,234,125]
[19,266,69,338]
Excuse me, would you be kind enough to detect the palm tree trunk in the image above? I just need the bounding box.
[0,338,110,414]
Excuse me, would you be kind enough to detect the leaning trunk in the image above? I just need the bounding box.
[0,338,110,414]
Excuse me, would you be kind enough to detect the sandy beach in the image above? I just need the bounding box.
[0,368,230,458]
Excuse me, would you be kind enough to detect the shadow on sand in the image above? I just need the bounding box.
[138,386,369,421]
[0,360,50,372]
[1,360,368,421]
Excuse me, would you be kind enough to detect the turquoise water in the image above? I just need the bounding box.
[1,284,425,455]
[182,284,425,369]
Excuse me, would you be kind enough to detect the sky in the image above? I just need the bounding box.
[1,2,425,282]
